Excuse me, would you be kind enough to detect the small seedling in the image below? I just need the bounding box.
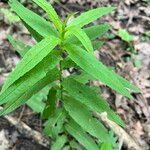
[0,0,139,149]
[118,29,142,69]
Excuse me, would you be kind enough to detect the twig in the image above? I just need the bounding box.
[95,112,142,150]
[0,106,49,147]
[17,105,25,122]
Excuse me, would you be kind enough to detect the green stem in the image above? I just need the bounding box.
[59,24,66,101]
[59,59,63,101]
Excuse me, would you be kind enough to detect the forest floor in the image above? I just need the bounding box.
[0,0,150,150]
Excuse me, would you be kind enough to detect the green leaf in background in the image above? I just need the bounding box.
[68,71,95,84]
[93,41,104,50]
[63,78,124,127]
[26,86,50,113]
[62,146,70,150]
[42,87,57,119]
[22,20,43,42]
[2,36,59,91]
[33,0,62,32]
[118,29,133,42]
[65,119,99,150]
[0,68,59,116]
[66,27,93,53]
[65,44,133,99]
[43,109,66,139]
[9,0,58,38]
[0,8,20,23]
[26,93,45,113]
[61,57,77,69]
[7,35,31,57]
[51,135,68,150]
[67,7,115,28]
[63,96,113,144]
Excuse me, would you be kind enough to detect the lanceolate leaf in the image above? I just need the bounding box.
[116,74,140,93]
[63,96,113,144]
[65,24,109,46]
[42,87,57,119]
[65,119,99,150]
[67,7,115,28]
[0,68,59,116]
[93,41,104,50]
[9,0,58,38]
[0,51,61,106]
[62,78,124,127]
[84,24,110,40]
[66,27,93,53]
[51,135,67,150]
[33,0,62,32]
[65,44,133,99]
[2,37,59,91]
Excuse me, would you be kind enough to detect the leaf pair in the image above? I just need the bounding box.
[2,37,59,92]
[0,50,60,115]
[65,44,139,99]
[62,78,124,127]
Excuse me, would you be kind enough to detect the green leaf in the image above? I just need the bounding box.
[70,140,82,150]
[51,135,67,150]
[65,24,109,46]
[42,87,57,119]
[0,51,60,106]
[7,35,31,57]
[93,41,104,50]
[61,57,77,69]
[68,71,94,84]
[33,0,62,32]
[62,146,70,150]
[100,143,112,150]
[22,20,43,42]
[65,44,133,99]
[43,109,66,139]
[0,8,20,23]
[84,24,110,40]
[116,73,140,93]
[0,68,59,116]
[65,119,99,150]
[26,92,45,113]
[9,0,58,38]
[67,7,115,28]
[62,78,124,127]
[2,36,59,91]
[66,27,93,53]
[26,86,50,113]
[63,96,112,144]
[118,29,133,42]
